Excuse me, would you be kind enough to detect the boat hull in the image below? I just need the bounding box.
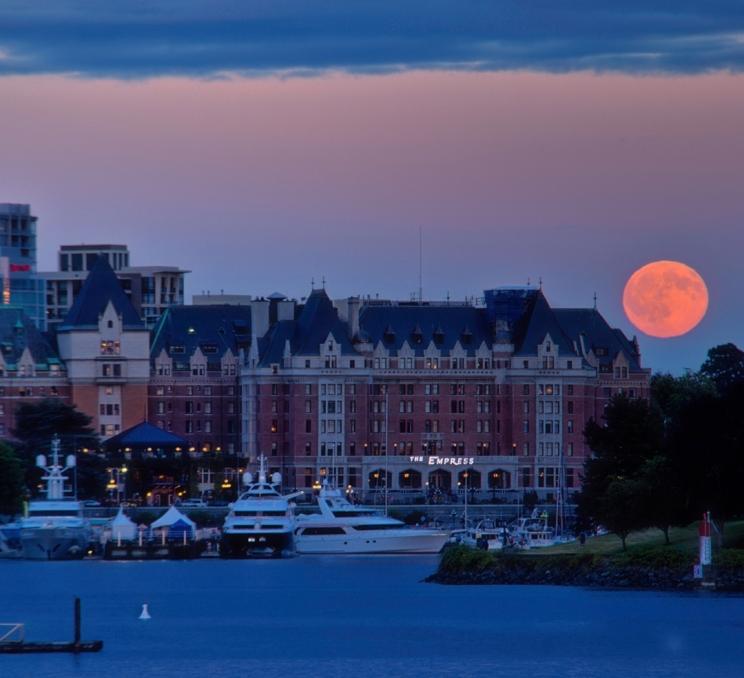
[295,530,448,555]
[220,530,293,557]
[19,527,90,560]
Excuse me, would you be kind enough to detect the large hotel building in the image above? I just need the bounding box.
[240,287,650,500]
[1,231,651,501]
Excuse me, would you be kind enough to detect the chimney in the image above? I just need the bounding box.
[335,296,360,339]
[277,299,295,322]
[250,299,270,338]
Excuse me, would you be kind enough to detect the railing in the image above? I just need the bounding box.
[0,624,24,644]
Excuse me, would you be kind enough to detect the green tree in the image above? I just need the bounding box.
[700,343,744,394]
[13,399,104,499]
[638,455,684,544]
[651,372,716,426]
[13,399,99,456]
[0,442,24,516]
[667,382,744,537]
[576,394,665,548]
[601,478,648,551]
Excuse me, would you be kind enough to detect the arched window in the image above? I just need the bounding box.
[488,469,512,489]
[368,469,392,489]
[457,468,481,490]
[399,468,422,489]
[428,468,452,491]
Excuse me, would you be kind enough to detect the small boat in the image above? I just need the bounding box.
[510,511,559,549]
[220,456,301,557]
[461,519,510,551]
[294,484,449,554]
[18,436,92,560]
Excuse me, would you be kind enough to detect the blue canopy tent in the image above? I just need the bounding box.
[166,518,195,541]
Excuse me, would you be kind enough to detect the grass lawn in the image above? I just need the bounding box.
[534,520,744,556]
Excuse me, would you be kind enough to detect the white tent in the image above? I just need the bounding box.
[111,507,137,541]
[150,505,196,529]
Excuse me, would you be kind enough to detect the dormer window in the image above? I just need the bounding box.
[433,326,445,344]
[461,327,473,344]
[411,324,423,344]
[107,320,113,329]
[383,325,396,343]
[545,342,551,352]
[327,342,334,352]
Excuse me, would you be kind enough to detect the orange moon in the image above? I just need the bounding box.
[622,260,708,338]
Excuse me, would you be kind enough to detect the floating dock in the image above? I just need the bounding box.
[0,598,103,654]
[103,540,212,560]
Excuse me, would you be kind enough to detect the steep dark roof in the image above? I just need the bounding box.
[553,308,643,372]
[60,255,144,329]
[0,306,61,368]
[512,291,577,357]
[150,305,252,361]
[257,289,356,366]
[104,421,186,449]
[258,319,296,366]
[359,304,492,356]
[295,289,355,355]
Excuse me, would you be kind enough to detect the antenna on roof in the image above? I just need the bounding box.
[321,276,326,289]
[418,226,423,303]
[311,277,315,290]
[593,292,598,309]
[538,276,543,290]
[527,277,531,286]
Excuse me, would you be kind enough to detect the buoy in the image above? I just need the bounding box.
[139,604,151,620]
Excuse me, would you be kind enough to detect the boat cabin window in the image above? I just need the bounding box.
[28,509,80,517]
[352,524,401,531]
[332,510,374,518]
[234,510,286,517]
[299,526,346,535]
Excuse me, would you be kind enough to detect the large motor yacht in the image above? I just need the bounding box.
[220,456,301,557]
[294,484,449,554]
[19,436,91,560]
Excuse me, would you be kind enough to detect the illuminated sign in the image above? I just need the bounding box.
[409,455,475,466]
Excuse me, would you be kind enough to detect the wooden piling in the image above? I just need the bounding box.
[0,597,103,654]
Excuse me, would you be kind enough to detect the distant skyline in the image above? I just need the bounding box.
[1,3,742,374]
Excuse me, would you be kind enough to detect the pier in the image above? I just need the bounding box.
[0,598,103,654]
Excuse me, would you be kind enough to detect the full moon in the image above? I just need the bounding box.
[622,260,708,338]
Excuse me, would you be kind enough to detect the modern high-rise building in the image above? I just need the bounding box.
[40,244,189,329]
[0,203,45,328]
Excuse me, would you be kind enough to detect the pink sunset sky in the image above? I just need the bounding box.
[1,69,742,372]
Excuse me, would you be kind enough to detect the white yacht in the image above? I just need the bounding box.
[19,437,91,560]
[294,485,449,554]
[510,512,559,549]
[461,519,510,551]
[220,456,301,557]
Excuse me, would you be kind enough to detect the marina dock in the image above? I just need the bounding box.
[0,598,103,654]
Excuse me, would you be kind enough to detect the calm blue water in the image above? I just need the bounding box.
[0,557,743,677]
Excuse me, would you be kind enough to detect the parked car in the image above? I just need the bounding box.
[178,499,208,508]
[82,500,102,507]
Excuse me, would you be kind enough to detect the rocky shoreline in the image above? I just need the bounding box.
[427,546,744,591]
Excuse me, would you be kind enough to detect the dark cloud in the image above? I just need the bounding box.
[1,1,743,78]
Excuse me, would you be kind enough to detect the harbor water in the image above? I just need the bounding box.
[1,556,743,677]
